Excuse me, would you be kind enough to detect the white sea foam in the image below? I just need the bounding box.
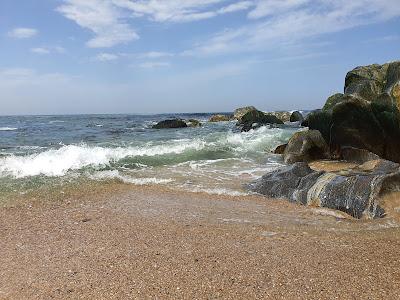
[0,127,18,131]
[0,141,206,178]
[225,126,292,153]
[91,170,173,185]
[188,187,248,196]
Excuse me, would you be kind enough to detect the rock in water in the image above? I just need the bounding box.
[269,111,291,123]
[186,119,202,127]
[209,114,232,122]
[238,109,284,132]
[233,106,256,122]
[152,119,188,129]
[283,130,330,164]
[289,111,304,122]
[273,144,287,154]
[247,160,400,219]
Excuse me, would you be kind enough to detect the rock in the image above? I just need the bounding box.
[269,111,291,123]
[339,146,380,164]
[301,110,332,143]
[152,119,188,129]
[238,109,284,132]
[344,61,400,110]
[289,111,304,122]
[304,61,400,162]
[247,160,400,218]
[283,130,330,164]
[209,114,232,122]
[186,119,202,127]
[330,98,387,157]
[322,93,346,111]
[233,106,257,122]
[273,144,287,154]
[241,122,263,132]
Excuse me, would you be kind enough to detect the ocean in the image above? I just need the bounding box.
[0,113,303,200]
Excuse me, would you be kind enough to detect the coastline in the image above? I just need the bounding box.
[1,183,400,299]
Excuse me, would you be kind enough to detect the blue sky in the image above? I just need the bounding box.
[0,0,399,115]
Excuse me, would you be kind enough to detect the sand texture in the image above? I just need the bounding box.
[1,184,400,299]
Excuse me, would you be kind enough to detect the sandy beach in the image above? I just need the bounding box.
[1,184,400,299]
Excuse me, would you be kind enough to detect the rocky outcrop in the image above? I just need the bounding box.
[209,114,232,122]
[238,109,284,132]
[289,111,304,122]
[303,61,400,163]
[152,119,188,129]
[247,159,400,219]
[283,130,330,164]
[233,106,256,122]
[322,93,346,111]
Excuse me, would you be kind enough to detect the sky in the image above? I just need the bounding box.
[0,0,399,115]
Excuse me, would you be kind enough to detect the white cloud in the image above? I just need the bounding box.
[218,1,254,14]
[248,0,309,19]
[139,61,171,68]
[185,0,400,56]
[31,48,50,55]
[113,0,253,22]
[8,27,38,39]
[95,53,120,61]
[137,51,174,59]
[57,0,139,48]
[30,46,66,55]
[57,0,254,47]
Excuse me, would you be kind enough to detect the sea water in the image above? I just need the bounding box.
[0,113,303,199]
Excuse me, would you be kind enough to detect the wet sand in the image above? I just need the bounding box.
[1,184,400,299]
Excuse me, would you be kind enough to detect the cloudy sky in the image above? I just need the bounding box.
[1,0,399,115]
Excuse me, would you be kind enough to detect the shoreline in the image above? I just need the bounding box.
[1,183,400,299]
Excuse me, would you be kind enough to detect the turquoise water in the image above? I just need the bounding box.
[0,113,302,197]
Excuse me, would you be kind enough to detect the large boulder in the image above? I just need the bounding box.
[289,111,304,122]
[209,114,232,122]
[344,61,400,110]
[247,160,400,219]
[303,61,400,162]
[239,111,284,132]
[283,130,330,164]
[233,106,256,122]
[322,93,346,111]
[152,119,187,129]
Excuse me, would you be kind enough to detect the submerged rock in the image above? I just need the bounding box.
[283,130,330,164]
[247,160,400,218]
[152,119,188,129]
[209,114,232,122]
[289,111,304,122]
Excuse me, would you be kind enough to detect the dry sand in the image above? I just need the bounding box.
[1,183,400,299]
